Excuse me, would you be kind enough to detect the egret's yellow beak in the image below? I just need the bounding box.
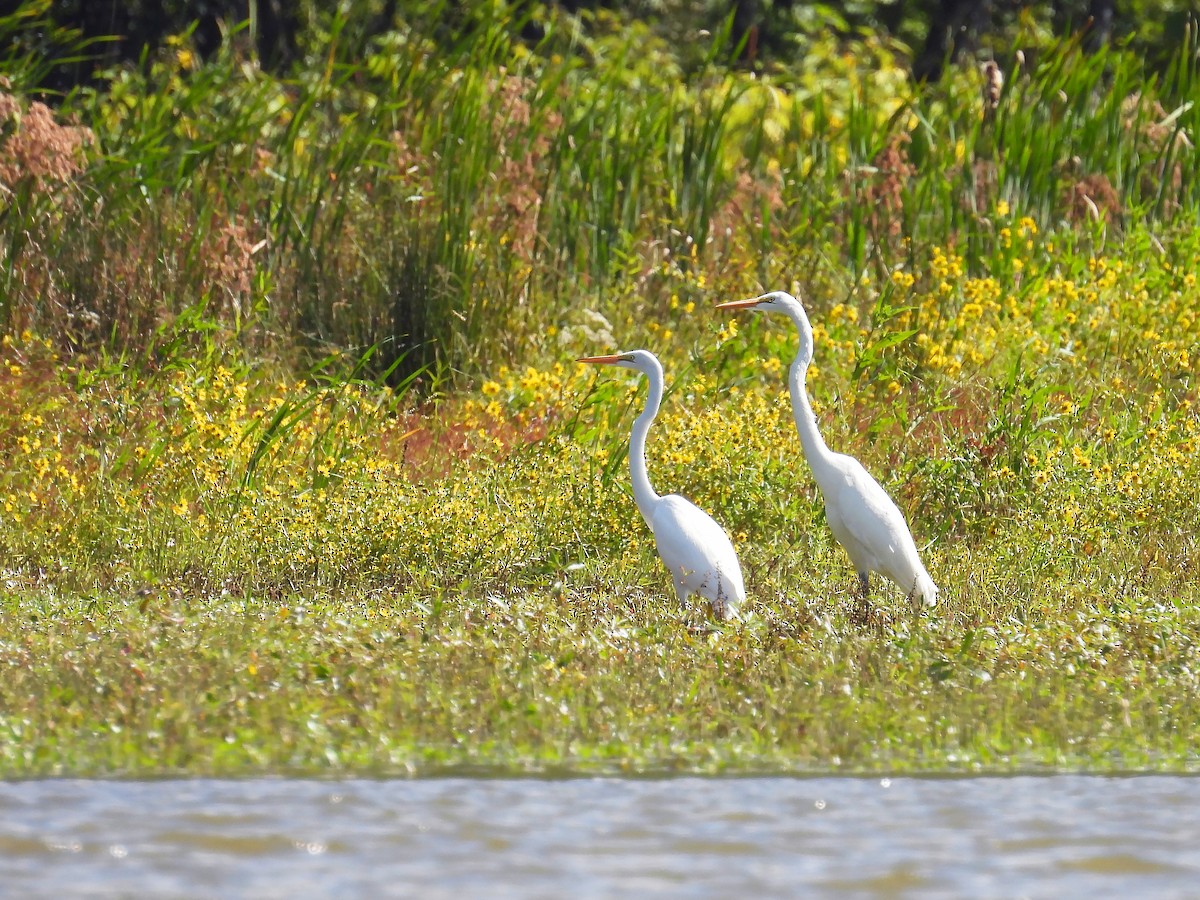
[714,298,762,311]
[577,354,625,364]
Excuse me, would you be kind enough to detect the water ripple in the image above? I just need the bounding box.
[0,775,1198,898]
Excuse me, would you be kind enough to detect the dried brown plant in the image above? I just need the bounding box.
[485,72,558,264]
[861,132,916,241]
[971,158,999,213]
[0,92,99,338]
[197,212,262,314]
[980,60,1004,113]
[1122,92,1192,152]
[1063,172,1120,224]
[712,166,784,239]
[0,94,94,190]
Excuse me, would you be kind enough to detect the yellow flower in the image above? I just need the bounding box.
[172,497,189,517]
[520,367,543,391]
[996,199,1010,217]
[959,302,983,322]
[482,380,501,396]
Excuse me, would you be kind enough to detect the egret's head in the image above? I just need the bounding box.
[716,290,814,364]
[577,349,659,374]
[715,290,801,314]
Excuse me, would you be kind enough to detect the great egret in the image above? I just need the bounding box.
[716,291,938,608]
[578,350,746,620]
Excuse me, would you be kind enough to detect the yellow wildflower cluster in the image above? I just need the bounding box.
[0,209,1197,615]
[930,246,964,283]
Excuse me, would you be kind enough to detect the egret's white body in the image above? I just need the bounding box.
[578,350,745,620]
[717,291,938,607]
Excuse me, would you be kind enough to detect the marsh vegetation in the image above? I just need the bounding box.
[0,1,1198,775]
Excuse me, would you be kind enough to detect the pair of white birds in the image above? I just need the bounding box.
[579,290,939,621]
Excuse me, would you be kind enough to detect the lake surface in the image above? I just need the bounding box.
[1,775,1198,898]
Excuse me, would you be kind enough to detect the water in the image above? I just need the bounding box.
[1,775,1198,898]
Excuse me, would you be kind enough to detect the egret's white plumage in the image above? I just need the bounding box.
[578,350,745,620]
[716,291,938,607]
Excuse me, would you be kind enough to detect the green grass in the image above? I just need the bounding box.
[0,3,1198,776]
[3,582,1197,776]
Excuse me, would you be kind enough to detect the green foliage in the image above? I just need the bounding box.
[2,3,1198,374]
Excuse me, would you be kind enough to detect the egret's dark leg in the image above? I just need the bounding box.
[906,582,921,612]
[711,581,729,623]
[851,571,873,627]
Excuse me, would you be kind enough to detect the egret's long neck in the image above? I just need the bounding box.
[629,368,663,525]
[785,307,837,482]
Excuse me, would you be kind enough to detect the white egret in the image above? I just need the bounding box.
[578,350,745,620]
[716,291,938,608]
